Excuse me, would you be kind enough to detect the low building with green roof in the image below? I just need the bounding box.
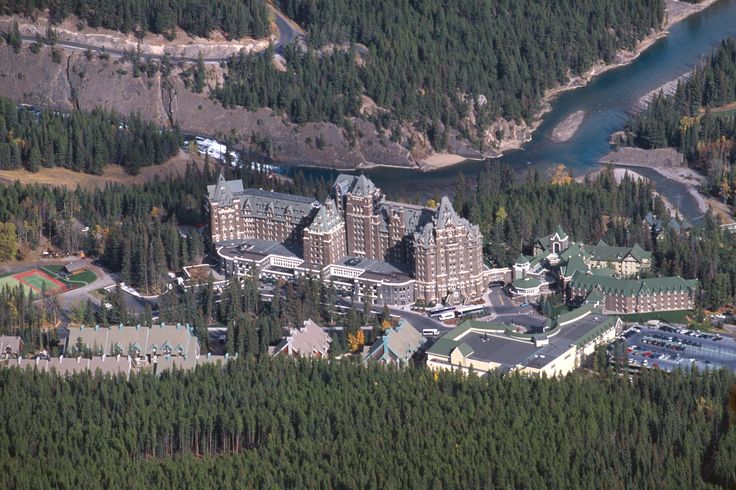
[426,304,621,377]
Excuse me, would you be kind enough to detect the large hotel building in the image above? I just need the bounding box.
[207,173,487,305]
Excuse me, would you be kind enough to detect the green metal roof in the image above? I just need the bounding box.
[584,242,652,263]
[573,316,618,348]
[456,343,474,357]
[512,277,541,289]
[570,271,699,297]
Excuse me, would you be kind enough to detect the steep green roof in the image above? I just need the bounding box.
[591,267,614,277]
[560,247,589,278]
[515,254,530,265]
[427,338,460,357]
[584,242,652,263]
[556,303,595,325]
[570,271,699,297]
[554,224,568,240]
[456,343,474,357]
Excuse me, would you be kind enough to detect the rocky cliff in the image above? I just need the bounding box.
[0,43,529,170]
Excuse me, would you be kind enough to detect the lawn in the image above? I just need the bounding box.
[0,274,35,297]
[68,270,97,286]
[40,265,97,287]
[619,310,693,325]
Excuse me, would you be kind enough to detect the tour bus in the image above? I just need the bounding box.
[429,306,455,318]
[455,305,485,318]
[437,311,456,321]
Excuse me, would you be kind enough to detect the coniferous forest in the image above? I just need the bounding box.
[0,97,182,175]
[0,361,734,488]
[625,38,736,201]
[215,0,664,150]
[1,0,269,39]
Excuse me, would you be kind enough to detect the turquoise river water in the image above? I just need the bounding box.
[277,0,736,220]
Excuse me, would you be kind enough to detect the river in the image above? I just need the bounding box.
[280,0,736,220]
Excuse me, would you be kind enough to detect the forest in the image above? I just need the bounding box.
[0,360,734,488]
[0,97,182,175]
[212,0,664,150]
[625,38,736,203]
[0,158,340,348]
[0,0,269,39]
[212,45,363,125]
[450,164,736,309]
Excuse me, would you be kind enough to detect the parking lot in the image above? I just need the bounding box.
[619,325,736,372]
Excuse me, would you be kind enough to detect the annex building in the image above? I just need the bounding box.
[208,173,488,305]
[511,226,697,314]
[426,302,621,377]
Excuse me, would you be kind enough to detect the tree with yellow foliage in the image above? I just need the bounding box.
[549,164,573,185]
[495,206,508,223]
[347,330,365,352]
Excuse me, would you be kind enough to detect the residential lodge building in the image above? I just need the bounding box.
[512,226,697,314]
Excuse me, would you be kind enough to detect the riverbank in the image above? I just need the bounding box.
[578,167,678,215]
[417,0,720,172]
[537,0,712,115]
[599,147,735,223]
[421,153,474,170]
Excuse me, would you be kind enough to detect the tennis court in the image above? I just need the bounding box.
[14,269,67,294]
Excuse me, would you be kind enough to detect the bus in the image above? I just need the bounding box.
[429,306,455,318]
[455,305,485,318]
[437,311,456,321]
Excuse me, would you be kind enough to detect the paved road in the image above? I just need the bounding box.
[268,4,305,48]
[10,5,306,64]
[56,264,115,310]
[335,298,445,333]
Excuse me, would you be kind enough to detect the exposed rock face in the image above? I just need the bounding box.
[0,44,514,170]
[70,54,169,123]
[0,45,73,110]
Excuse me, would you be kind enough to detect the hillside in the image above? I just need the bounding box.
[0,0,692,170]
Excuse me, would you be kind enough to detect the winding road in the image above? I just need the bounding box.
[8,5,305,64]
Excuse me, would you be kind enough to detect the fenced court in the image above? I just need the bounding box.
[13,269,67,295]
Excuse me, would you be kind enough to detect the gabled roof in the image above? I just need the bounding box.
[455,342,474,357]
[276,319,331,358]
[239,188,319,223]
[207,173,244,203]
[0,336,22,354]
[570,271,699,297]
[553,225,568,240]
[66,324,199,357]
[307,199,343,233]
[584,242,652,263]
[352,174,377,196]
[435,197,460,229]
[364,319,425,364]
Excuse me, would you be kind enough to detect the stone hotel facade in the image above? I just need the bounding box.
[207,173,486,304]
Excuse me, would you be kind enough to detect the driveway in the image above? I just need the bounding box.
[56,264,115,310]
